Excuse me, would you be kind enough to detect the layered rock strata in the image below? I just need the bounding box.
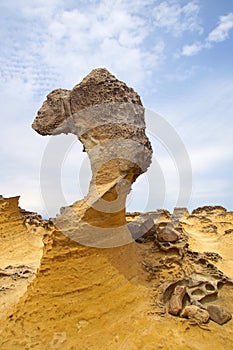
[0,196,45,318]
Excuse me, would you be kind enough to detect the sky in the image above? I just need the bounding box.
[0,0,233,217]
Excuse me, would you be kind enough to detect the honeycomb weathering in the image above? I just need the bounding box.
[32,68,153,247]
[32,68,143,136]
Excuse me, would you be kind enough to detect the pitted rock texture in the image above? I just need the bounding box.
[129,209,233,327]
[32,68,152,247]
[32,68,142,136]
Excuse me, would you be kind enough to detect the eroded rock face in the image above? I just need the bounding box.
[32,68,152,247]
[192,205,227,215]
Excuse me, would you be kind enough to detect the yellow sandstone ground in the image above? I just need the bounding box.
[0,200,233,350]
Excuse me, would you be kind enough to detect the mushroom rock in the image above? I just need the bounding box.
[32,68,152,247]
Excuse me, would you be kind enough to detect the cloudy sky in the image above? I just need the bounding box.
[0,0,232,217]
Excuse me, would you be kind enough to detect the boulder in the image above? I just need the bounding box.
[157,227,179,242]
[127,216,154,241]
[168,285,186,316]
[180,305,209,324]
[207,304,232,325]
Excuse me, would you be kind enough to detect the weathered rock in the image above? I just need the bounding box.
[192,206,226,215]
[185,273,218,303]
[127,216,154,241]
[156,238,188,257]
[0,195,22,225]
[32,68,152,247]
[225,229,233,235]
[180,305,209,324]
[203,251,222,262]
[172,207,189,219]
[168,285,186,315]
[32,68,143,136]
[207,304,232,325]
[157,227,179,242]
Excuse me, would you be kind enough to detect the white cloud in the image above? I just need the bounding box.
[41,1,162,88]
[0,0,167,96]
[181,42,203,56]
[189,178,231,209]
[0,0,203,94]
[180,12,233,56]
[153,1,202,36]
[207,12,233,43]
[153,77,233,210]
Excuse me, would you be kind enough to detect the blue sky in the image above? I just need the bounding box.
[0,0,232,217]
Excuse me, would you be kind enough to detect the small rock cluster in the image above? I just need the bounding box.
[168,284,232,325]
[20,208,55,231]
[133,211,233,326]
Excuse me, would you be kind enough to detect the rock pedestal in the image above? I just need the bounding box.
[32,68,152,247]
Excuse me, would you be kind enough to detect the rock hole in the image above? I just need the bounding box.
[198,258,207,265]
[201,292,218,304]
[191,288,205,296]
[205,283,215,291]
